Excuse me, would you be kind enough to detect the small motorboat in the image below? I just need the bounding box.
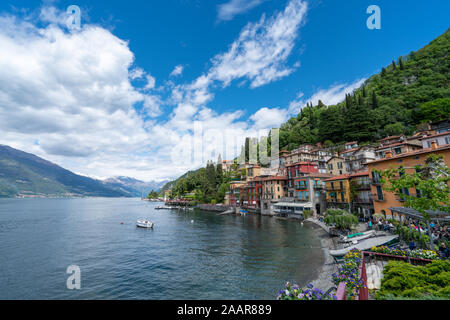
[136,220,154,228]
[339,230,375,243]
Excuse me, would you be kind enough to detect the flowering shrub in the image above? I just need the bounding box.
[331,249,364,300]
[410,249,439,260]
[370,246,439,260]
[277,282,337,300]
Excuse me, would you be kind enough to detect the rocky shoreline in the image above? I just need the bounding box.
[304,221,338,291]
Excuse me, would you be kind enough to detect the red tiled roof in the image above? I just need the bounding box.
[323,174,351,182]
[345,141,358,145]
[419,131,450,140]
[303,173,334,178]
[262,176,287,181]
[285,161,317,167]
[341,147,358,154]
[375,142,422,150]
[349,171,369,178]
[368,144,450,164]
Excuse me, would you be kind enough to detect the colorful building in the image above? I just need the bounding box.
[367,142,450,220]
[349,171,374,218]
[324,174,352,212]
[286,161,319,197]
[260,175,288,215]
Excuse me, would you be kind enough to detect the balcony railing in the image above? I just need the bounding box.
[353,197,373,204]
[355,182,371,190]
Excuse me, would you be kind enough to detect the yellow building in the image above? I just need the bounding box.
[324,174,352,211]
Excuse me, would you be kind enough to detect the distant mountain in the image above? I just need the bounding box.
[0,145,130,198]
[103,176,168,197]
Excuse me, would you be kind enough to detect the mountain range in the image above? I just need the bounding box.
[0,145,167,198]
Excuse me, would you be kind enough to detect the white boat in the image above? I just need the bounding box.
[329,235,398,257]
[136,220,154,228]
[339,230,375,243]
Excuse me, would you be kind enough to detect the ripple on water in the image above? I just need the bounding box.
[0,198,324,299]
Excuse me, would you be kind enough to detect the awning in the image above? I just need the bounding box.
[389,207,450,222]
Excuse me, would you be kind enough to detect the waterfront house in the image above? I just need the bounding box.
[367,142,450,220]
[225,180,246,207]
[324,174,352,212]
[294,173,333,216]
[286,162,319,198]
[241,176,264,211]
[260,175,288,215]
[349,171,374,219]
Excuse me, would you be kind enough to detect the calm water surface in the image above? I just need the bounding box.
[0,198,324,299]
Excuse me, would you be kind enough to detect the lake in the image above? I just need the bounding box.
[0,198,324,299]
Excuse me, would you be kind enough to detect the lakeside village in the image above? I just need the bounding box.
[148,119,450,300]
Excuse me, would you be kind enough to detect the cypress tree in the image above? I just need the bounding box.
[399,57,404,70]
[372,91,379,109]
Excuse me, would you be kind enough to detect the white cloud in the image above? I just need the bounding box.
[144,74,156,90]
[210,0,308,88]
[288,78,367,113]
[250,107,289,130]
[169,65,184,77]
[0,2,309,182]
[217,0,266,21]
[0,8,164,180]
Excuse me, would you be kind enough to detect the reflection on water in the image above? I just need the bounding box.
[0,198,324,299]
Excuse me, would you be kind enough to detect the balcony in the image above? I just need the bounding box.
[353,197,373,204]
[355,182,372,190]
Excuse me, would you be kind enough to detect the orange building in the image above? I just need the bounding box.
[367,142,450,220]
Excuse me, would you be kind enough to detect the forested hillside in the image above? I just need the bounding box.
[162,29,450,199]
[279,28,450,150]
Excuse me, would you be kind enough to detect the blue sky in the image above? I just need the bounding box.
[0,0,448,181]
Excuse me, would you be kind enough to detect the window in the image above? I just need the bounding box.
[416,188,423,198]
[394,147,402,154]
[446,137,450,145]
[376,186,383,200]
[338,162,343,169]
[328,164,333,170]
[315,191,320,198]
[339,181,343,189]
[331,182,335,190]
[401,188,410,196]
[340,193,345,202]
[372,171,381,183]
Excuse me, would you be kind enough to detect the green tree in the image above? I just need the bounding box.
[412,98,450,123]
[378,155,450,247]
